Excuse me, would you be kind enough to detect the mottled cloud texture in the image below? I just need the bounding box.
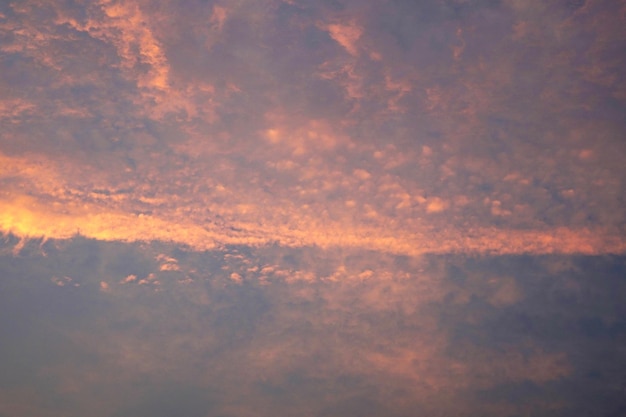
[1,0,625,255]
[1,0,625,416]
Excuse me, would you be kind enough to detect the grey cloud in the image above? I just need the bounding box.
[2,235,626,416]
[110,383,215,417]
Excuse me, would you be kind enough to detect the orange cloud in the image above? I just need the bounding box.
[1,0,624,260]
[2,187,624,257]
[210,5,228,32]
[98,0,169,90]
[323,21,362,56]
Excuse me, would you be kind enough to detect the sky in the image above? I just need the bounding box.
[0,0,625,416]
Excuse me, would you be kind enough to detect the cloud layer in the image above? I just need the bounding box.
[2,3,626,415]
[1,0,625,255]
[1,236,625,416]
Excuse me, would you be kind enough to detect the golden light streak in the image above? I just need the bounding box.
[2,192,624,256]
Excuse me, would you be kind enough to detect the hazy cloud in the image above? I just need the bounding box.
[1,0,625,415]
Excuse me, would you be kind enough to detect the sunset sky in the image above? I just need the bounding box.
[1,0,625,416]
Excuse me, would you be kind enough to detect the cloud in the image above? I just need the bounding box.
[120,274,137,284]
[0,0,624,261]
[323,21,362,56]
[1,0,625,410]
[96,0,170,90]
[4,235,625,416]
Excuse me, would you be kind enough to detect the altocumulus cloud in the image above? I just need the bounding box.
[1,0,625,416]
